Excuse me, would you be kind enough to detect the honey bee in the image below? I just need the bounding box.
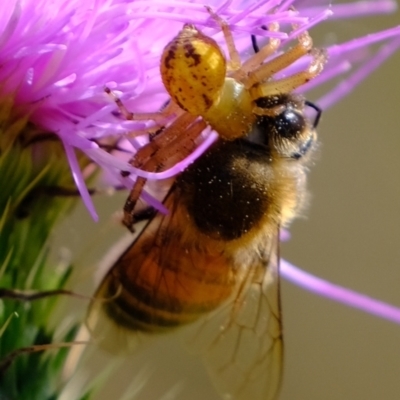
[87,9,326,400]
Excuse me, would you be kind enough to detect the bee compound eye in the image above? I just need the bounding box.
[274,107,306,139]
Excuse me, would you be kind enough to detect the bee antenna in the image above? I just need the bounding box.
[305,100,322,128]
[251,25,267,54]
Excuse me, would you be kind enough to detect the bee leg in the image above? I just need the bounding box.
[123,118,207,231]
[122,194,157,230]
[132,206,157,223]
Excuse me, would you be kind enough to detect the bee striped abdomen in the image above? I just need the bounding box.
[97,211,236,333]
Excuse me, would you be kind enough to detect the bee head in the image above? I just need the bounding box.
[249,94,319,160]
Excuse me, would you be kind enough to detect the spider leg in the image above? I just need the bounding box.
[123,118,207,230]
[105,87,180,124]
[105,88,203,230]
[251,48,327,111]
[236,22,281,78]
[129,112,198,168]
[243,29,315,90]
[205,6,241,71]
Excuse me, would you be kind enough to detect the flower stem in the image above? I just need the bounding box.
[0,99,91,399]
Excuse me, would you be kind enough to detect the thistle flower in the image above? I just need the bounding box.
[0,1,399,400]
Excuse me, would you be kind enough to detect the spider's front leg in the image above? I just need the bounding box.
[243,27,327,115]
[105,87,180,125]
[122,116,207,231]
[105,88,198,230]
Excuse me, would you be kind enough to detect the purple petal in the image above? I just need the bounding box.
[61,140,98,221]
[281,260,400,325]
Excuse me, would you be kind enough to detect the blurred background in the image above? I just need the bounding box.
[54,4,400,400]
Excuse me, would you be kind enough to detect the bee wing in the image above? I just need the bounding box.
[87,186,235,354]
[186,231,283,400]
[86,190,180,353]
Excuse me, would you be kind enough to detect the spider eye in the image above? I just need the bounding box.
[274,107,306,139]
